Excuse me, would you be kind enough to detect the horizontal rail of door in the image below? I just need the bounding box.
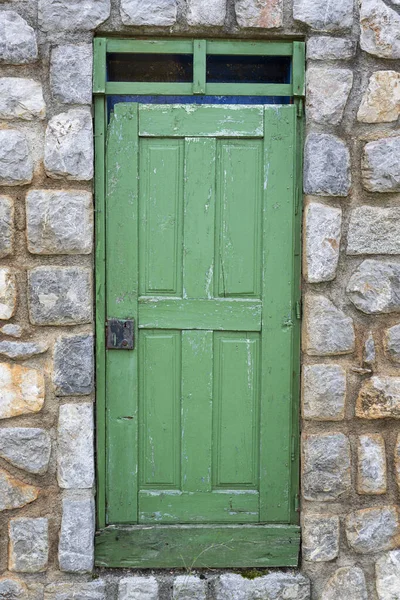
[95,524,301,568]
[138,104,265,136]
[139,490,260,524]
[138,299,262,331]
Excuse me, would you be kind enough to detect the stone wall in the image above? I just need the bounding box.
[0,0,399,599]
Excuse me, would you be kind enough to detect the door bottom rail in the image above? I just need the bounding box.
[95,524,300,568]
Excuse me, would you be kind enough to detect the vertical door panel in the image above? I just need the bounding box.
[139,330,181,488]
[213,333,260,489]
[215,140,262,298]
[139,139,184,297]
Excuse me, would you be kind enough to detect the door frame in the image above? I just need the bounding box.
[93,37,305,568]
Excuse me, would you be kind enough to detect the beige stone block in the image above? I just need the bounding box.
[356,377,400,419]
[358,71,400,123]
[0,363,45,420]
[0,469,39,511]
[395,434,400,492]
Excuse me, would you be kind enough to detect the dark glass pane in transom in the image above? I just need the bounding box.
[206,55,291,84]
[107,53,193,83]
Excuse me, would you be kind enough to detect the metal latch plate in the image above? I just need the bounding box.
[106,318,135,350]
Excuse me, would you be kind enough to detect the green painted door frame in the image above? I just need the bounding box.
[94,38,305,569]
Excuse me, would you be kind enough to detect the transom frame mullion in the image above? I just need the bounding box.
[193,39,206,94]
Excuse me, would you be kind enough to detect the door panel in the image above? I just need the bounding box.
[139,139,184,296]
[139,330,181,489]
[213,333,260,489]
[104,103,298,533]
[216,140,262,298]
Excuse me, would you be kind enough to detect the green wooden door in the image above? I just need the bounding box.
[98,102,301,567]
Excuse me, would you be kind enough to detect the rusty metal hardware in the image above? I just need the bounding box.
[106,318,135,350]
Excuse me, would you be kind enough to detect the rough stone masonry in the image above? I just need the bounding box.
[0,0,399,599]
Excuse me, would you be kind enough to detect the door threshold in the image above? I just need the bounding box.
[95,524,300,568]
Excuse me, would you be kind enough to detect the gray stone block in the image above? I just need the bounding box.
[0,78,45,121]
[302,433,351,501]
[0,268,17,320]
[363,332,376,365]
[234,0,283,29]
[345,507,400,553]
[0,196,13,258]
[321,567,368,600]
[0,324,22,338]
[376,550,400,600]
[302,364,346,421]
[304,295,355,356]
[306,68,353,125]
[357,434,387,495]
[347,260,400,314]
[44,109,93,181]
[59,497,94,573]
[187,0,226,26]
[9,518,48,573]
[362,137,400,192]
[0,579,29,600]
[0,341,48,360]
[360,0,400,59]
[0,468,39,511]
[0,11,38,65]
[385,324,400,362]
[45,582,105,600]
[118,577,159,600]
[302,514,340,562]
[254,573,310,600]
[38,0,111,32]
[348,207,400,255]
[26,190,93,255]
[0,428,51,474]
[304,133,351,197]
[307,37,356,60]
[50,45,93,105]
[356,376,400,419]
[293,0,354,31]
[53,334,94,396]
[28,266,92,326]
[304,202,342,282]
[57,404,94,489]
[121,0,177,26]
[0,130,33,186]
[216,573,310,600]
[173,576,207,600]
